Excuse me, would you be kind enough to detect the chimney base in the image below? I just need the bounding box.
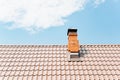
[67,52,81,61]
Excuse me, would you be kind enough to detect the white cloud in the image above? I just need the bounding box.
[94,0,105,6]
[0,0,105,33]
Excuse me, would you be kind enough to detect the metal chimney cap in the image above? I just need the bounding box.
[67,28,77,35]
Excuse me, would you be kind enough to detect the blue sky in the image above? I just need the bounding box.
[0,0,120,44]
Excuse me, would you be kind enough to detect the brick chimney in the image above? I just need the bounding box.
[67,28,80,61]
[67,28,80,52]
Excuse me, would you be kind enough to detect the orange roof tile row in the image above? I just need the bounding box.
[0,45,120,80]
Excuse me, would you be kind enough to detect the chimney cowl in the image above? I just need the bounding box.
[67,28,77,36]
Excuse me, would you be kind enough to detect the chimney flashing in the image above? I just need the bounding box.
[67,52,80,61]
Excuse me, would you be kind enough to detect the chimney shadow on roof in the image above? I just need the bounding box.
[79,46,88,58]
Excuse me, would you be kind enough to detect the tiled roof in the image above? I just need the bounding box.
[0,45,120,80]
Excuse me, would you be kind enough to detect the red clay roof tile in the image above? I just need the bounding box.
[0,45,120,80]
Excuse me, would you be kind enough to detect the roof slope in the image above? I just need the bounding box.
[0,45,120,80]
